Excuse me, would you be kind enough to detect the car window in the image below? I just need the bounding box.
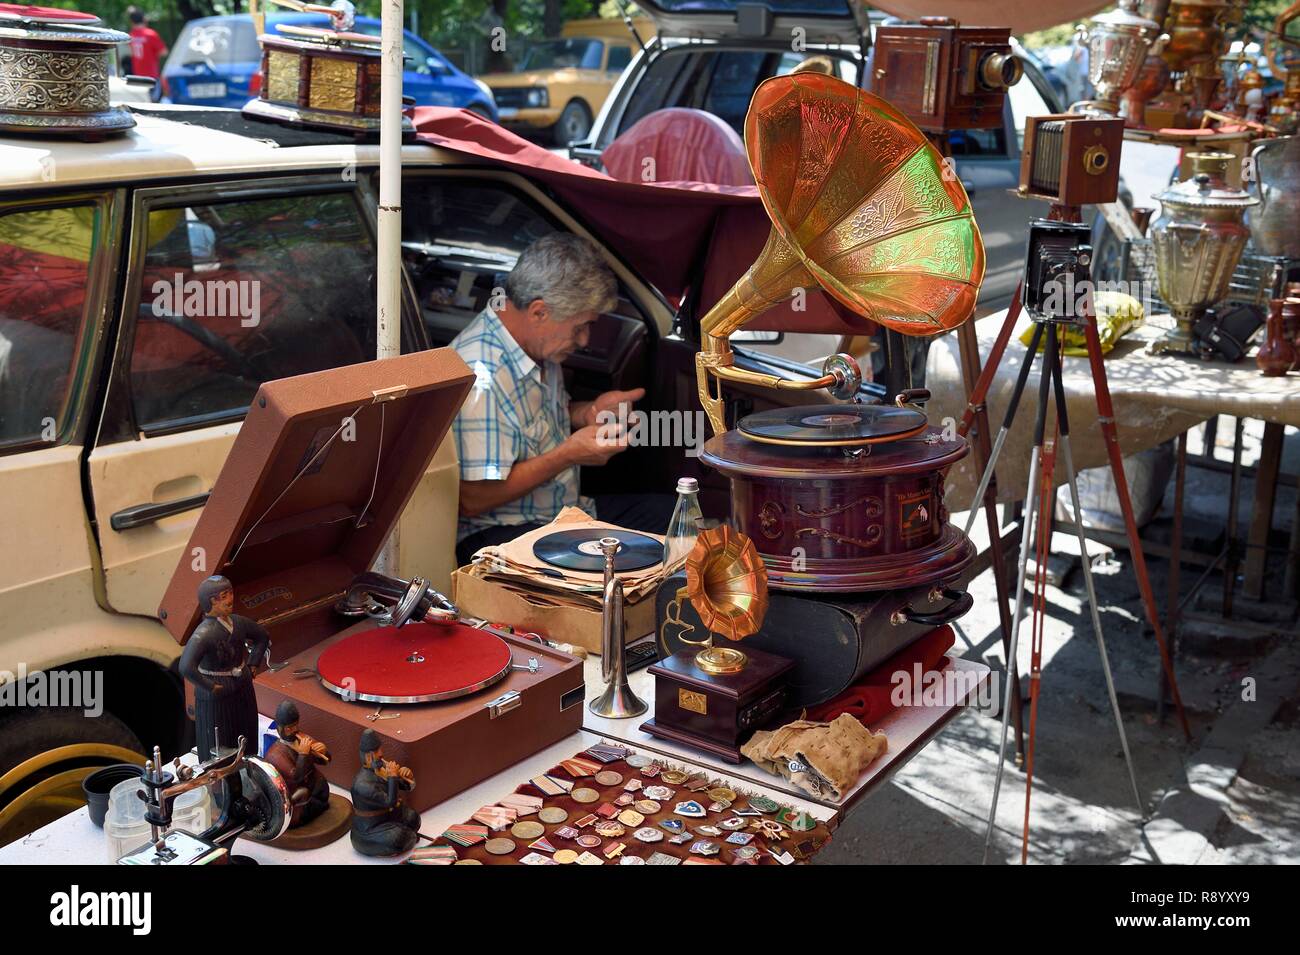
[0,202,101,450]
[165,19,259,70]
[944,126,1007,158]
[703,52,772,132]
[127,191,378,433]
[615,49,692,140]
[400,179,558,346]
[522,39,603,71]
[775,50,857,83]
[607,44,632,74]
[1009,70,1054,152]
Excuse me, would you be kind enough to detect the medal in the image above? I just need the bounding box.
[633,827,663,843]
[674,800,706,818]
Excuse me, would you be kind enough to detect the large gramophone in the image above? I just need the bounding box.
[664,73,982,708]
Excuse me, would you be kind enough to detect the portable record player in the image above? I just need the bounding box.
[158,350,585,813]
[0,5,135,138]
[242,0,413,137]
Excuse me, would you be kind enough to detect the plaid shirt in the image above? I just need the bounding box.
[450,307,590,541]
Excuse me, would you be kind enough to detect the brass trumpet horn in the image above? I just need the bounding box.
[661,523,768,675]
[697,72,985,435]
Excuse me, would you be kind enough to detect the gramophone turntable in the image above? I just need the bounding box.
[652,73,985,709]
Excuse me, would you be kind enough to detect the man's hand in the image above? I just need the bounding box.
[573,388,645,429]
[563,423,627,466]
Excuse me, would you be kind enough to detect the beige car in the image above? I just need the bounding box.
[478,18,650,145]
[0,107,675,844]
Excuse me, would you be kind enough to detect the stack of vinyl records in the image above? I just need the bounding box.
[462,507,679,610]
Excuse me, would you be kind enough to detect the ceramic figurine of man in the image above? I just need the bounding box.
[264,700,332,827]
[349,729,420,857]
[179,575,271,761]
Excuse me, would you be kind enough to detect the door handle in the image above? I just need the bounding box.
[110,492,209,531]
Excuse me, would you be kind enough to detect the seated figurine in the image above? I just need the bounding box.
[349,729,420,857]
[263,701,332,827]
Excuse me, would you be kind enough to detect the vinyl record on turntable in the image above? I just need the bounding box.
[737,403,927,447]
[316,622,513,704]
[533,528,662,572]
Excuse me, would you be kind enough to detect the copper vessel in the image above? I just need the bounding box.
[1121,54,1172,126]
[1148,151,1259,355]
[694,72,983,435]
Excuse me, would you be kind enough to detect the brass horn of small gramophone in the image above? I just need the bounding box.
[661,522,769,674]
[646,522,793,762]
[694,72,985,435]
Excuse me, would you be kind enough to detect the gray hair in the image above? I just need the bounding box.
[505,233,618,321]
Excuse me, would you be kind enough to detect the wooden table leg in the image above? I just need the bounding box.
[1160,430,1188,725]
[1243,421,1285,602]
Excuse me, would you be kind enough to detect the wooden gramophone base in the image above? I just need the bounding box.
[640,718,746,763]
[763,524,976,592]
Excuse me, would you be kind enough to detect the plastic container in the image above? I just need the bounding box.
[81,764,143,828]
[104,775,212,861]
[663,477,704,567]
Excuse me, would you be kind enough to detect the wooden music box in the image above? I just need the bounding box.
[1018,114,1124,207]
[871,17,1023,132]
[243,25,412,136]
[643,648,794,764]
[158,350,586,812]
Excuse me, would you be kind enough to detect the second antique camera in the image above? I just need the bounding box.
[1024,220,1094,323]
[1018,114,1124,208]
[871,17,1023,132]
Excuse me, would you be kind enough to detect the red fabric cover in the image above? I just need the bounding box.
[316,621,512,699]
[602,108,754,188]
[412,107,876,334]
[0,4,100,19]
[806,625,957,726]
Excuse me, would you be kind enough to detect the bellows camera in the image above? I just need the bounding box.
[1024,220,1094,323]
[1018,114,1124,208]
[871,17,1023,132]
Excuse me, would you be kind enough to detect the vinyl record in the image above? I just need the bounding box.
[533,528,662,572]
[737,403,926,446]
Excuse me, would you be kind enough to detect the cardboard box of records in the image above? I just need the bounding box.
[452,507,677,653]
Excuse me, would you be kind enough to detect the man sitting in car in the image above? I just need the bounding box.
[451,233,675,566]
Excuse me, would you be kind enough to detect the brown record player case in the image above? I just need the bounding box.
[158,350,586,812]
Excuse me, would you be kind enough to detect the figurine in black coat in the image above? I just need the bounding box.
[179,575,271,761]
[350,729,420,857]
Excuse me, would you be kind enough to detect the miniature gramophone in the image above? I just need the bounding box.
[1073,0,1166,117]
[1148,151,1258,355]
[243,0,412,136]
[0,4,135,139]
[871,17,1023,133]
[645,523,793,762]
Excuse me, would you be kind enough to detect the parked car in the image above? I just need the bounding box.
[477,17,651,145]
[161,13,497,120]
[0,100,839,844]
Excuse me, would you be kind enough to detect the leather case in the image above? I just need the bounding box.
[158,349,585,812]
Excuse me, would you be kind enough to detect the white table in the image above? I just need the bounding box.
[0,647,988,864]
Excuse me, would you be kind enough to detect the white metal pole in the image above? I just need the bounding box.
[376,0,404,573]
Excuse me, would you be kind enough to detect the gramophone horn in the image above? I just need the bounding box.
[697,72,985,434]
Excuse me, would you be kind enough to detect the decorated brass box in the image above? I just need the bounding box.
[243,27,412,136]
[0,4,134,139]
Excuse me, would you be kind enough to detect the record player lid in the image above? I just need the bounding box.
[157,349,474,645]
[738,403,927,447]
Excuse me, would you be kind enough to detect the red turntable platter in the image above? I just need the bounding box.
[316,622,513,704]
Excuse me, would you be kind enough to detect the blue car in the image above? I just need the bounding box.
[162,13,497,120]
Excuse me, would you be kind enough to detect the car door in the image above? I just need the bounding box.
[0,192,122,660]
[85,175,455,620]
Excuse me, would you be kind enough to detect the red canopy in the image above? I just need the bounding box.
[412,107,876,336]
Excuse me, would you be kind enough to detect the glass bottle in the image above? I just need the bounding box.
[663,477,704,567]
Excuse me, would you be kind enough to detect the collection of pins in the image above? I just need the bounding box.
[411,742,817,865]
